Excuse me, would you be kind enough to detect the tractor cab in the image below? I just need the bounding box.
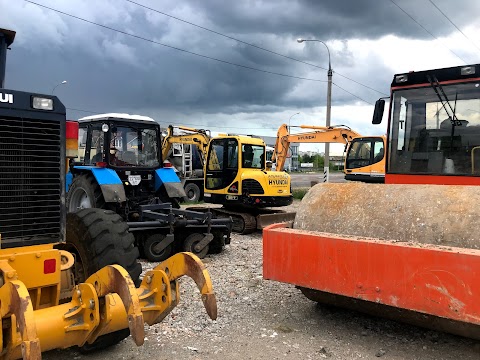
[68,114,186,216]
[78,113,161,169]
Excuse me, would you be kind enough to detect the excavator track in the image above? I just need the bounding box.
[211,208,257,234]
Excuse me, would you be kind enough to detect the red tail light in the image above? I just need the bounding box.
[66,121,79,158]
[44,259,56,274]
[96,162,107,168]
[163,161,173,168]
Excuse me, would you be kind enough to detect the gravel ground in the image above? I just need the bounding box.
[45,201,480,360]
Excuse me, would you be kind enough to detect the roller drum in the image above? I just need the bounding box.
[294,182,480,249]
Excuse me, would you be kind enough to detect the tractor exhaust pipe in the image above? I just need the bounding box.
[0,28,16,88]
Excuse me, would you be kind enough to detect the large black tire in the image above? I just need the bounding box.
[183,233,209,259]
[183,182,201,202]
[67,174,106,213]
[143,233,173,262]
[65,208,141,352]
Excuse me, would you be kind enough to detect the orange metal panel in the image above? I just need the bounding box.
[263,224,480,324]
[386,174,480,185]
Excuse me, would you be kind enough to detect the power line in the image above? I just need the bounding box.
[427,0,480,56]
[24,0,327,83]
[126,0,388,96]
[66,107,282,130]
[389,0,468,64]
[333,83,374,105]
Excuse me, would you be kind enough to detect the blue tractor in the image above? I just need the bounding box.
[67,113,231,261]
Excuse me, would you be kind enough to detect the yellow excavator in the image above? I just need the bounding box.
[0,28,216,359]
[201,134,295,234]
[162,127,296,233]
[273,124,386,183]
[161,125,211,201]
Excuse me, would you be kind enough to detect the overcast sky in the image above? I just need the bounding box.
[2,0,480,153]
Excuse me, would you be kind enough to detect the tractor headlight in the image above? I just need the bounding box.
[32,97,53,110]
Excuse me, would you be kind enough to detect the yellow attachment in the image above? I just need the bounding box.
[0,250,216,359]
[154,252,217,319]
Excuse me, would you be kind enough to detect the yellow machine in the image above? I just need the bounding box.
[161,125,211,201]
[161,125,211,164]
[202,134,295,233]
[0,28,216,359]
[273,123,386,183]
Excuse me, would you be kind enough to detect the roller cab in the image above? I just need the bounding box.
[264,63,480,339]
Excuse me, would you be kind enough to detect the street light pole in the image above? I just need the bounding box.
[287,112,300,171]
[51,80,67,95]
[297,38,332,182]
[288,112,300,132]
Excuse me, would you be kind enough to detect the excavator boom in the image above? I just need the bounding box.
[273,124,361,172]
[161,125,211,164]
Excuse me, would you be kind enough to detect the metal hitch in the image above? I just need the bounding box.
[193,233,214,253]
[152,233,175,254]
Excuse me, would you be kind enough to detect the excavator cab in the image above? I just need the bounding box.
[344,136,386,183]
[201,135,294,233]
[204,135,292,208]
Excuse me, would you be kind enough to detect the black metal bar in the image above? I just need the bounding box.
[0,29,15,88]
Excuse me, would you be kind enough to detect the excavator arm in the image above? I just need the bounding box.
[161,125,211,164]
[272,123,362,172]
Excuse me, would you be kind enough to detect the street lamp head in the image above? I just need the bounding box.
[61,80,67,84]
[297,38,305,43]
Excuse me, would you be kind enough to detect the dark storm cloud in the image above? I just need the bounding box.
[2,0,480,126]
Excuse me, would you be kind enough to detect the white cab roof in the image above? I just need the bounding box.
[78,113,155,122]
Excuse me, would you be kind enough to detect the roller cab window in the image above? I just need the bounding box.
[389,81,480,175]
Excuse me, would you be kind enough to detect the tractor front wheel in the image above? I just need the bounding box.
[65,208,141,352]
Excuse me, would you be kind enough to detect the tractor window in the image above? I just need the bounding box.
[108,125,159,167]
[83,126,105,165]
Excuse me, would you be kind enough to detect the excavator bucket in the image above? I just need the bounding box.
[0,252,216,359]
[263,183,480,339]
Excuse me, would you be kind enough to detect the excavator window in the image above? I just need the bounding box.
[242,144,264,169]
[205,138,239,190]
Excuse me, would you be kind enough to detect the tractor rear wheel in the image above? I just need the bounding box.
[67,174,105,212]
[65,208,141,352]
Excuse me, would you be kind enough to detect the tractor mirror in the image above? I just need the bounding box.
[372,99,385,124]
